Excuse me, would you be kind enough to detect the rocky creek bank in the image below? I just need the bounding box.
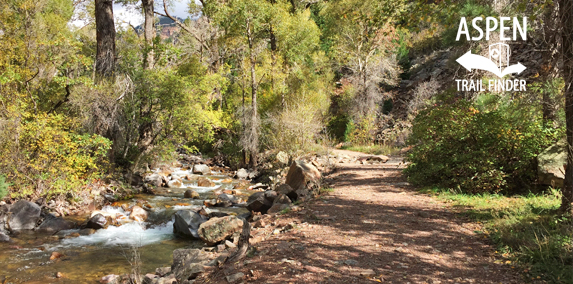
[98,152,391,284]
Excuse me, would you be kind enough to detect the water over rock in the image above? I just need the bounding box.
[8,200,41,231]
[129,206,148,222]
[197,177,215,187]
[184,189,200,199]
[173,210,207,238]
[167,179,183,188]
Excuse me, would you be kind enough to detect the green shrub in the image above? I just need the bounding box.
[0,174,9,200]
[404,92,559,194]
[1,113,112,199]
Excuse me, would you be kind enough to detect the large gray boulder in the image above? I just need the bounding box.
[171,249,210,282]
[173,210,208,238]
[144,173,164,187]
[86,213,110,230]
[37,214,75,233]
[8,200,41,231]
[197,216,243,245]
[192,164,211,175]
[285,161,321,194]
[538,139,566,188]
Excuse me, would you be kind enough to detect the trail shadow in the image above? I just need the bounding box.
[237,161,521,283]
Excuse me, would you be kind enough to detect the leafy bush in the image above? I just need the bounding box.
[0,174,9,200]
[1,114,111,198]
[405,92,559,194]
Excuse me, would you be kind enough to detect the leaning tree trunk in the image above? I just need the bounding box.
[226,218,251,263]
[95,0,116,77]
[560,0,573,213]
[142,0,154,69]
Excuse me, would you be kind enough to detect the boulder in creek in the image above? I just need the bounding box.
[171,248,210,282]
[192,164,211,175]
[0,231,11,243]
[100,274,120,284]
[197,177,215,187]
[235,168,249,180]
[285,160,321,197]
[167,179,183,188]
[184,189,200,199]
[538,139,566,187]
[79,228,96,236]
[8,200,41,231]
[129,206,148,222]
[246,191,277,214]
[173,210,208,238]
[86,213,110,230]
[36,214,75,233]
[144,173,164,187]
[197,216,244,245]
[215,194,240,207]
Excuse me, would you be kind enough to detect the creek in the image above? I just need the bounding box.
[0,166,253,284]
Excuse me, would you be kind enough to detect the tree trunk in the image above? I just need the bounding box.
[95,0,116,77]
[560,0,573,213]
[247,20,258,170]
[142,0,154,69]
[226,218,251,263]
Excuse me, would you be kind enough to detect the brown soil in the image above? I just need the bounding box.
[196,149,522,284]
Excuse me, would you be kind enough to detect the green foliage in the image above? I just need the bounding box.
[3,114,111,198]
[405,91,560,194]
[429,188,572,283]
[327,114,352,142]
[0,174,9,200]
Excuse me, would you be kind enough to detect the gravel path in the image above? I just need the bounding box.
[197,150,521,284]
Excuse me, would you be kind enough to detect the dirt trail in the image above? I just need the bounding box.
[199,150,521,284]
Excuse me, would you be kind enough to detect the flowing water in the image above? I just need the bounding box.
[0,167,252,284]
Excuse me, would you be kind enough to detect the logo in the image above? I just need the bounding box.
[454,17,528,92]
